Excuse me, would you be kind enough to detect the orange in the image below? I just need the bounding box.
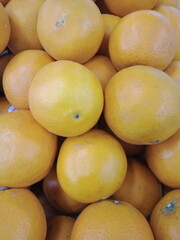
[156,6,180,61]
[0,0,10,6]
[43,166,87,215]
[150,189,180,240]
[0,188,47,240]
[146,129,180,188]
[46,215,75,240]
[155,0,180,9]
[71,200,155,240]
[84,55,117,89]
[5,0,44,54]
[0,110,58,187]
[3,49,54,110]
[0,3,10,53]
[103,0,158,17]
[29,60,104,137]
[57,129,127,203]
[165,60,180,87]
[109,10,176,70]
[98,14,120,56]
[111,157,162,217]
[104,65,180,145]
[0,96,11,115]
[37,0,104,63]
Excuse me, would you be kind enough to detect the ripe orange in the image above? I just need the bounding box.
[150,189,180,240]
[29,60,104,137]
[165,60,180,87]
[43,166,87,215]
[109,10,176,70]
[155,0,180,9]
[0,110,58,187]
[84,55,117,89]
[57,129,127,203]
[0,188,47,240]
[3,49,54,110]
[146,129,180,188]
[0,96,11,115]
[46,215,75,240]
[71,200,155,240]
[0,52,13,92]
[0,3,10,53]
[5,0,44,54]
[104,65,180,145]
[37,0,104,63]
[98,13,120,56]
[156,6,180,61]
[111,157,162,217]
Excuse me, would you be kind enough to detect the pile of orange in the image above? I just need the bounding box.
[0,0,180,239]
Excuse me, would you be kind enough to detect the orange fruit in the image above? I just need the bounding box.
[37,0,104,63]
[71,200,155,240]
[57,129,127,203]
[104,65,180,145]
[0,0,10,6]
[0,187,47,240]
[46,215,75,240]
[165,60,180,87]
[0,96,11,115]
[156,6,180,61]
[103,0,158,17]
[3,49,53,110]
[29,60,104,137]
[0,110,58,187]
[146,129,180,188]
[43,166,87,215]
[111,157,162,217]
[84,55,117,89]
[109,10,176,70]
[150,189,180,240]
[0,3,10,53]
[155,0,180,9]
[98,13,120,56]
[5,0,44,54]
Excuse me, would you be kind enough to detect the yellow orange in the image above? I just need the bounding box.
[165,60,180,87]
[0,3,10,53]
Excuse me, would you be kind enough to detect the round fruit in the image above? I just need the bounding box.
[155,0,180,9]
[165,60,180,87]
[111,157,162,217]
[0,3,10,53]
[57,129,127,203]
[109,10,176,70]
[5,0,44,54]
[29,60,104,137]
[146,129,180,188]
[37,0,104,63]
[150,189,180,240]
[0,188,47,240]
[3,49,53,110]
[46,215,75,240]
[0,110,58,187]
[71,200,155,240]
[0,52,13,92]
[104,65,180,145]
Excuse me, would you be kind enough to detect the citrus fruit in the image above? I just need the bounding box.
[46,215,75,240]
[165,60,180,87]
[43,166,87,214]
[37,0,104,63]
[57,129,127,203]
[0,110,58,187]
[0,52,13,92]
[29,60,104,137]
[84,55,117,89]
[109,10,176,70]
[0,3,10,54]
[5,0,44,54]
[156,5,180,61]
[104,0,158,17]
[111,157,162,217]
[155,0,180,9]
[146,129,180,188]
[104,65,180,145]
[98,13,120,56]
[150,189,180,240]
[0,187,47,240]
[71,200,155,240]
[3,49,54,110]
